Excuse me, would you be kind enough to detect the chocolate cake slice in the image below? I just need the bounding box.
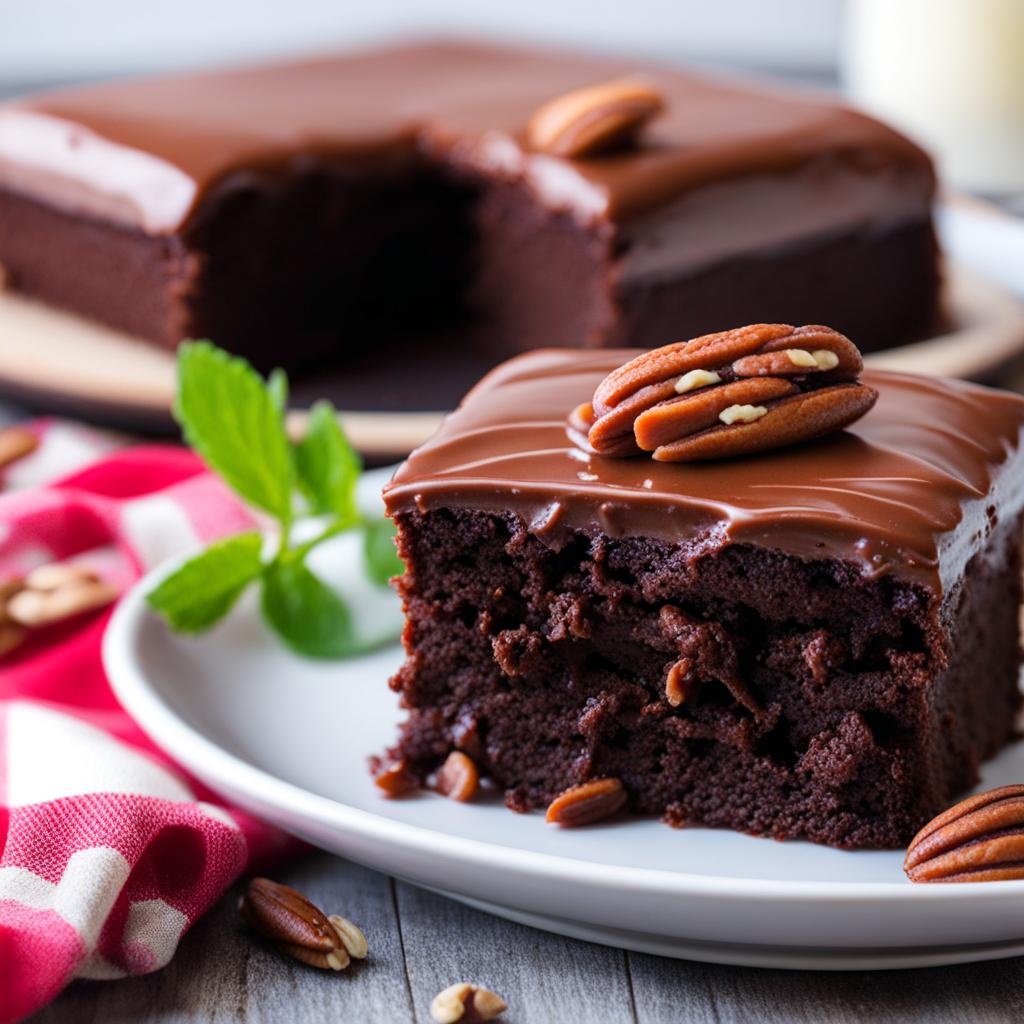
[382,342,1024,849]
[0,42,937,373]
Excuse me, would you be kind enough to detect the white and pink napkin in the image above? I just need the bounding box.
[0,422,292,1022]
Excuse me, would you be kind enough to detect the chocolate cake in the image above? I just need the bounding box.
[382,338,1024,849]
[0,42,937,376]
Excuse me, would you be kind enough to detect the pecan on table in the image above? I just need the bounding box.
[239,877,368,970]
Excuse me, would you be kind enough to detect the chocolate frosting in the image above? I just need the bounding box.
[0,41,933,233]
[384,349,1024,595]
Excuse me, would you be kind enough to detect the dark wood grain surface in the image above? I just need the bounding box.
[33,852,1024,1023]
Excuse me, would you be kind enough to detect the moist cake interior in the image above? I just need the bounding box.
[185,166,482,372]
[390,505,1021,848]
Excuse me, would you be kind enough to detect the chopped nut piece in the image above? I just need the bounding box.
[546,777,627,827]
[674,369,722,394]
[812,349,840,370]
[374,758,420,798]
[430,982,508,1023]
[665,658,692,706]
[719,404,768,426]
[435,751,479,802]
[328,914,368,959]
[452,714,485,762]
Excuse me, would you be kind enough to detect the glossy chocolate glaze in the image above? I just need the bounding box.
[384,350,1024,595]
[0,41,933,233]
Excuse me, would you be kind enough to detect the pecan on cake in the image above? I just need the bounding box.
[572,322,876,460]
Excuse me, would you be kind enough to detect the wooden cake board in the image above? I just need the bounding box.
[0,263,1021,460]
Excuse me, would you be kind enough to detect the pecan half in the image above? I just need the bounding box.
[546,777,627,827]
[239,878,357,970]
[904,785,1024,883]
[4,562,117,628]
[526,79,664,159]
[579,324,877,462]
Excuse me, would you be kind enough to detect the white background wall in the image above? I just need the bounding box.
[2,0,843,87]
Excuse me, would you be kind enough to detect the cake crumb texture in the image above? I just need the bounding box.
[388,507,1022,848]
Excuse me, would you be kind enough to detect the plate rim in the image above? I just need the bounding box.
[444,892,1024,970]
[102,557,1024,908]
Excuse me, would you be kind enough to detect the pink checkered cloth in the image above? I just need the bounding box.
[0,422,291,1022]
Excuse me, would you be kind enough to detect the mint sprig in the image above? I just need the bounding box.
[147,532,264,633]
[261,557,360,658]
[294,400,362,525]
[147,341,401,658]
[175,342,294,521]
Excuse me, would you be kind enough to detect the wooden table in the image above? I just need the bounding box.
[33,851,1024,1023]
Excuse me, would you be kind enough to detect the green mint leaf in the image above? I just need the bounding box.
[147,532,264,633]
[261,557,363,658]
[293,401,362,522]
[268,367,289,412]
[175,341,294,520]
[362,517,403,586]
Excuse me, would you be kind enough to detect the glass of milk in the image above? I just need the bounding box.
[843,0,1024,196]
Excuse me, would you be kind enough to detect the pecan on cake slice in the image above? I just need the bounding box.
[575,323,877,462]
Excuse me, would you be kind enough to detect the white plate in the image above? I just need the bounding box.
[103,536,1024,971]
